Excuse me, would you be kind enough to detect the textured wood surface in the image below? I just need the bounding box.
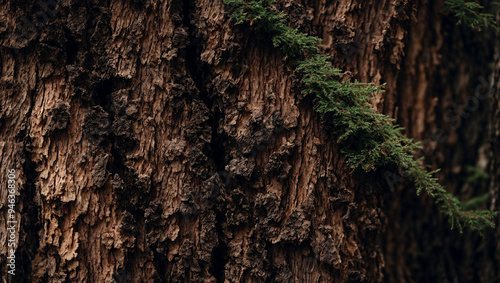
[0,0,498,282]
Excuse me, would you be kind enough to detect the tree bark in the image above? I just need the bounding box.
[0,0,498,282]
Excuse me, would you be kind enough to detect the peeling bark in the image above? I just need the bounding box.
[0,0,498,282]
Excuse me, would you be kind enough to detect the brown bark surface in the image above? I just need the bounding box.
[0,0,498,282]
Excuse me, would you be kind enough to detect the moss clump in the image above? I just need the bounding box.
[223,0,498,233]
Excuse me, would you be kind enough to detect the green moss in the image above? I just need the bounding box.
[223,0,498,233]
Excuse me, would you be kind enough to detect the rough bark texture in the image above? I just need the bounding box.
[487,9,500,283]
[0,0,498,282]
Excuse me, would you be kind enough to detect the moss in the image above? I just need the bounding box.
[223,0,498,233]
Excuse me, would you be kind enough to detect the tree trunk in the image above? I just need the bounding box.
[0,0,498,282]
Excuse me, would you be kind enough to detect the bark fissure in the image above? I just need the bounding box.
[210,211,228,282]
[182,0,231,281]
[18,122,40,280]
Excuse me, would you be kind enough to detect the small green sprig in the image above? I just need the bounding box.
[223,0,498,233]
[444,0,500,31]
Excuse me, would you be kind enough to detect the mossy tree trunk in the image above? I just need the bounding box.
[0,0,497,282]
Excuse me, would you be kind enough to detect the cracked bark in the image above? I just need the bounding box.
[0,0,498,282]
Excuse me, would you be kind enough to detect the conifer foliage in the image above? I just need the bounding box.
[223,0,498,233]
[444,0,499,31]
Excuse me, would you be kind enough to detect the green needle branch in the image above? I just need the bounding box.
[444,0,500,32]
[223,0,498,233]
